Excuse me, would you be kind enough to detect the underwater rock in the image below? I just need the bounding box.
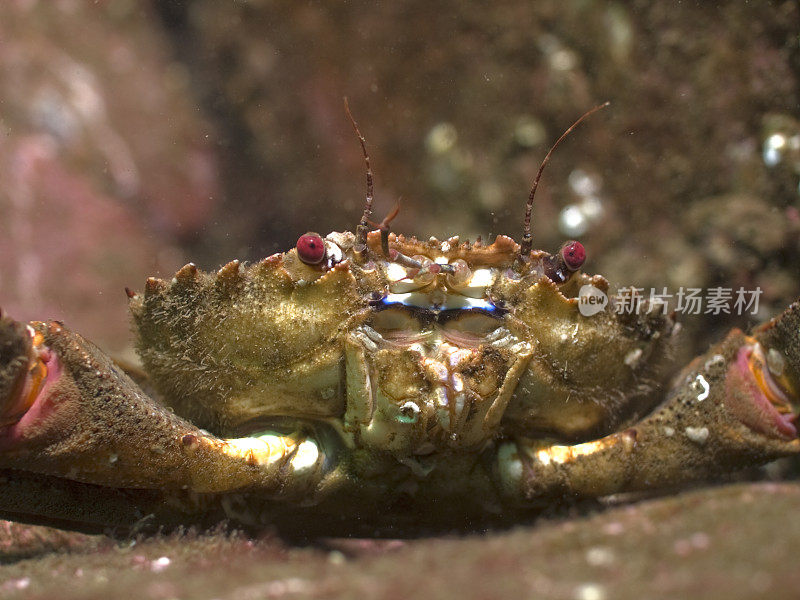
[0,1,219,351]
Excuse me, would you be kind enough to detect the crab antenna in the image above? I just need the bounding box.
[344,97,374,253]
[519,101,610,258]
[367,200,401,257]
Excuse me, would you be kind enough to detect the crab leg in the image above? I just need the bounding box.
[0,317,329,500]
[497,304,800,502]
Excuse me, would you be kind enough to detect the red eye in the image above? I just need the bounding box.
[561,241,585,271]
[296,233,326,265]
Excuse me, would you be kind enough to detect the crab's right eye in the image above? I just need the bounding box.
[296,233,326,265]
[561,240,586,271]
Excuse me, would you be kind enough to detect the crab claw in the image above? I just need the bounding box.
[712,297,800,443]
[0,314,329,512]
[0,314,30,415]
[751,298,800,415]
[725,339,798,440]
[0,314,46,429]
[0,318,68,451]
[499,301,800,502]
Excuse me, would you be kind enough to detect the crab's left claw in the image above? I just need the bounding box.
[498,301,800,503]
[752,298,800,406]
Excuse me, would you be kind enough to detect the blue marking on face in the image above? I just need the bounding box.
[374,293,506,317]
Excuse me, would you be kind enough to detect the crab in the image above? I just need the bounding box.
[1,103,800,535]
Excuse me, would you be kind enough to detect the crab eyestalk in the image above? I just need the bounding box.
[543,240,586,284]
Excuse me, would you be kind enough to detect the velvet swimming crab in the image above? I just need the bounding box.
[1,104,800,534]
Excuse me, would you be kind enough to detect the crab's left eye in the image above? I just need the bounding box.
[296,233,326,265]
[561,241,585,271]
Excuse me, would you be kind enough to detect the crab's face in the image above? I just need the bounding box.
[131,229,675,460]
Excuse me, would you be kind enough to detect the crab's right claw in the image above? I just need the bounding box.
[0,315,330,499]
[0,312,37,428]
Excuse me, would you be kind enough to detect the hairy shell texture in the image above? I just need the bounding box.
[131,230,675,452]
